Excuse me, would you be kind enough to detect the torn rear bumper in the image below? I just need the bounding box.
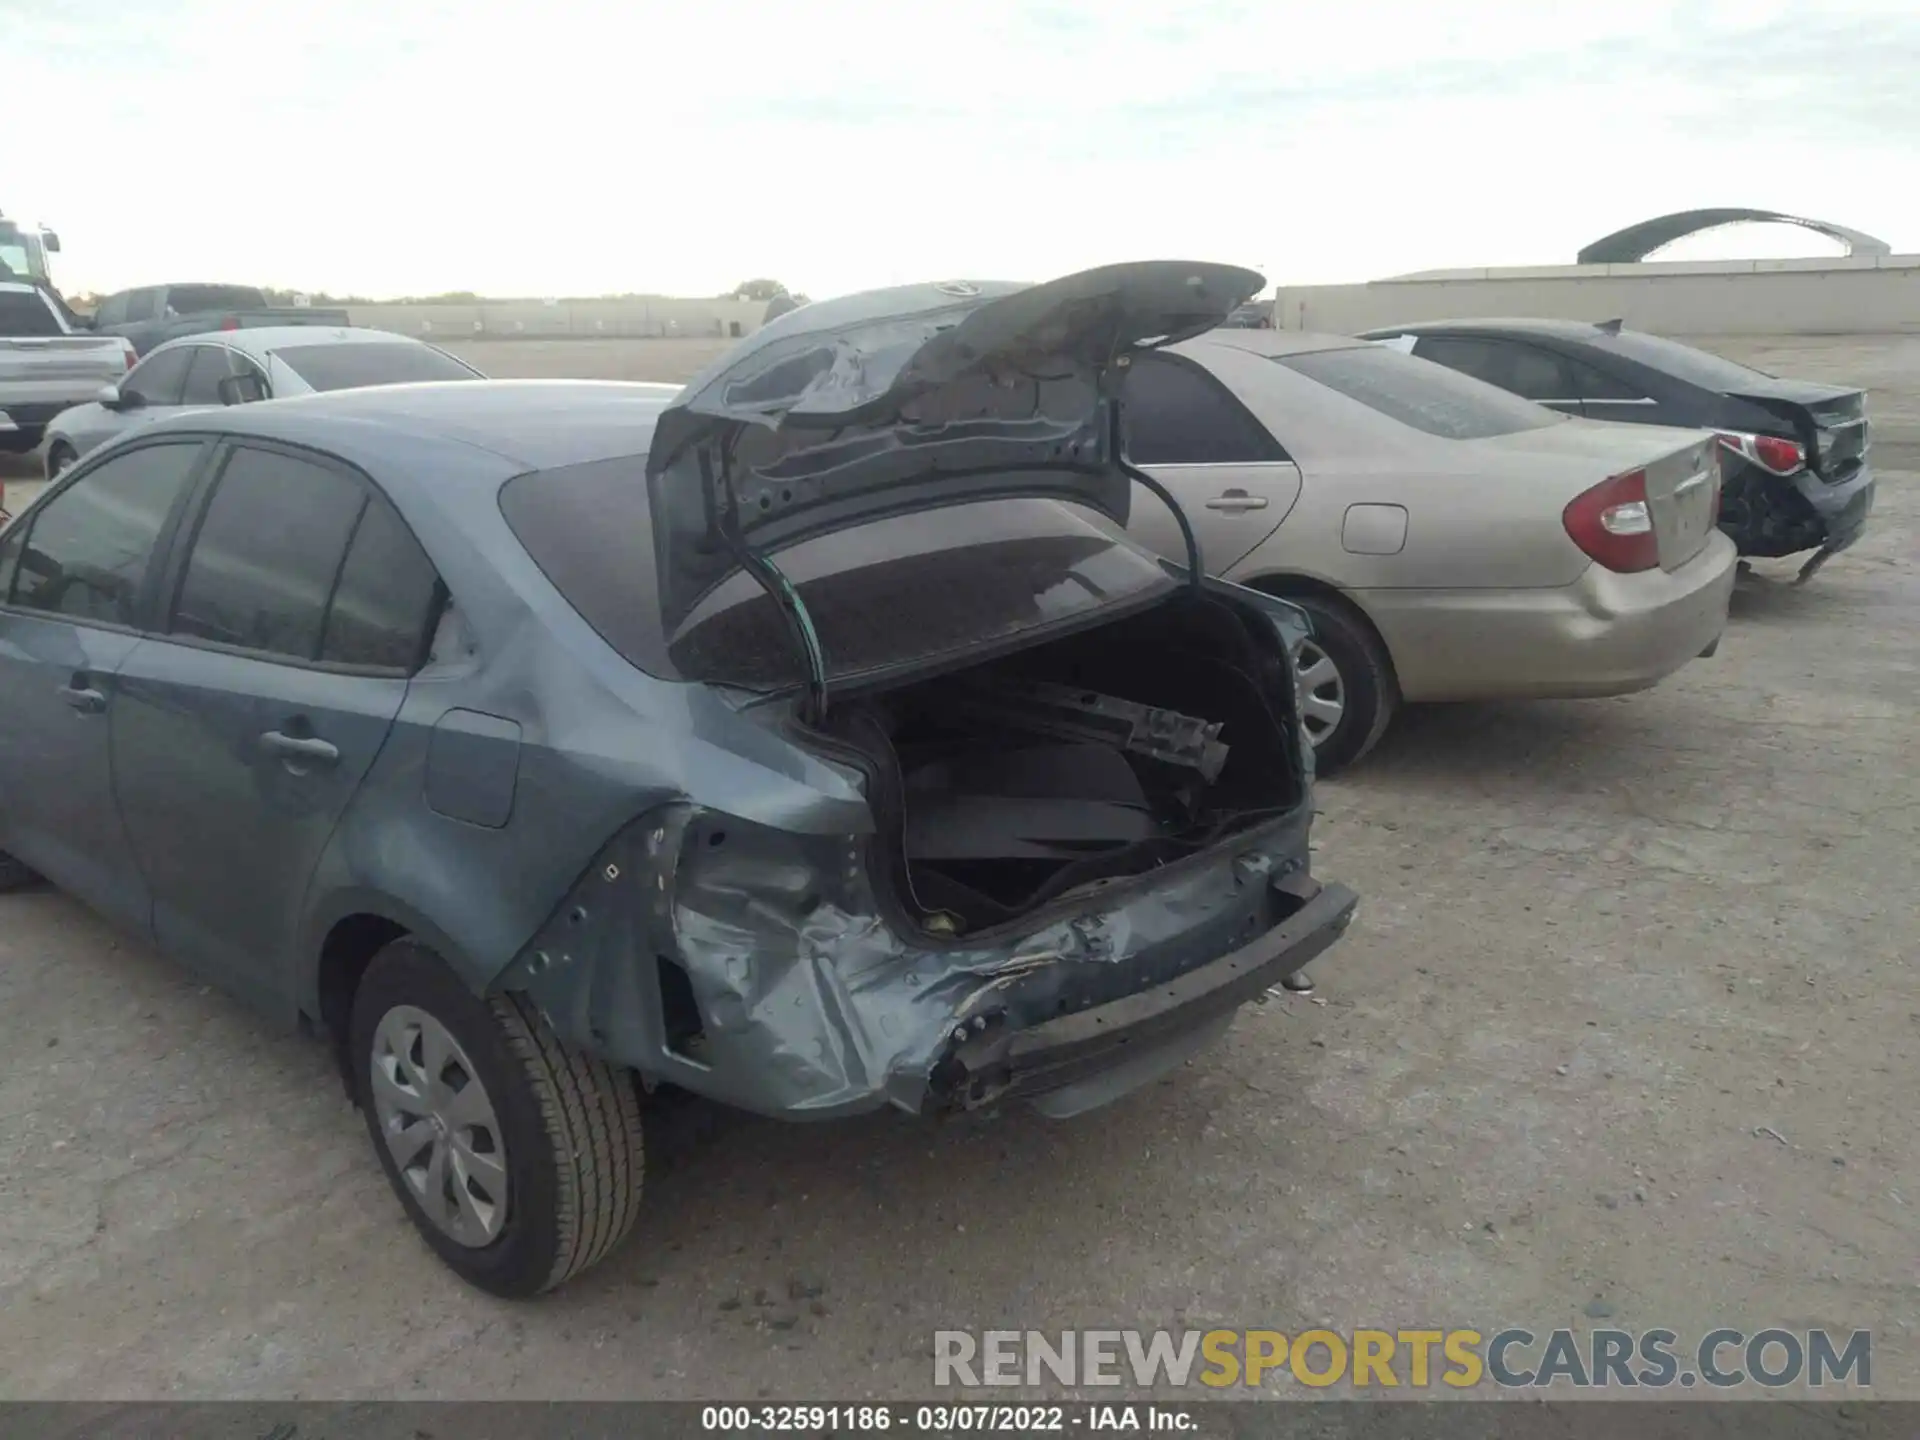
[496,802,1355,1124]
[927,875,1358,1116]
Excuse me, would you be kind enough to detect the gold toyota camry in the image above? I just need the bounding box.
[1119,328,1737,772]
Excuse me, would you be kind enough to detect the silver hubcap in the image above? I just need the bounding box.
[1295,639,1347,746]
[370,1005,509,1248]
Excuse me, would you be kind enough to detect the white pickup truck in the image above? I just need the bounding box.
[1,280,135,467]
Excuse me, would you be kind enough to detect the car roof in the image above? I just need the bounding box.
[138,378,683,477]
[1361,317,1621,341]
[1178,327,1369,358]
[147,325,428,361]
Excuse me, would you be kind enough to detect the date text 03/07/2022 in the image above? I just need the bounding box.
[700,1405,1195,1433]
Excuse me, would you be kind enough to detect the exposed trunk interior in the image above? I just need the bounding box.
[822,591,1304,936]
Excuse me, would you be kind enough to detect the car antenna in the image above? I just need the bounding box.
[704,439,830,724]
[1109,363,1204,592]
[1596,317,1625,335]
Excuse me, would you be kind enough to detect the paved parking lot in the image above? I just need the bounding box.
[1,336,1915,1399]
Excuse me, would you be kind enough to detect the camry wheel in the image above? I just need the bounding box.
[1282,594,1398,776]
[350,939,645,1297]
[45,443,77,480]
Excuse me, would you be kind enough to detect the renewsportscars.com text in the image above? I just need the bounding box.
[933,1327,1871,1390]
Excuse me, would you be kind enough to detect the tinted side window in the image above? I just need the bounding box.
[1504,344,1573,401]
[93,294,128,327]
[123,289,161,323]
[1566,356,1647,401]
[0,524,23,601]
[1276,346,1562,440]
[1413,336,1506,385]
[320,494,443,671]
[179,346,262,406]
[9,443,202,626]
[171,446,367,660]
[125,348,194,406]
[0,291,62,337]
[1122,354,1288,465]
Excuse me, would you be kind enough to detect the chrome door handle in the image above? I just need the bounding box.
[260,730,340,766]
[1204,491,1270,513]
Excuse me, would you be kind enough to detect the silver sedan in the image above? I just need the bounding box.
[1120,329,1738,772]
[42,326,483,476]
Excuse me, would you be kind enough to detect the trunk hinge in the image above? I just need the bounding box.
[704,443,830,723]
[1108,379,1204,591]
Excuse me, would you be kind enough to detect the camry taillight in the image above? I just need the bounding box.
[1564,468,1658,573]
[123,344,136,371]
[1715,430,1805,476]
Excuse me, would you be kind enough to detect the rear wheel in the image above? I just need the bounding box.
[0,852,41,893]
[1283,593,1398,776]
[44,442,77,481]
[349,938,645,1297]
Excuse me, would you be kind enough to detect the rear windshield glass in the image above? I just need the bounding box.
[0,290,61,337]
[274,342,477,392]
[1589,331,1778,390]
[1276,345,1562,439]
[500,459,1174,690]
[168,285,266,313]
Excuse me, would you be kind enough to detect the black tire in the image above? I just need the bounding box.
[43,442,76,482]
[0,852,41,893]
[349,939,645,1298]
[1284,592,1398,777]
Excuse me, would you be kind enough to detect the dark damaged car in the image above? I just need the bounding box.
[0,263,1357,1296]
[1359,319,1875,581]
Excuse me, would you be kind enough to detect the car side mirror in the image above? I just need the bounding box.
[97,383,124,407]
[43,231,61,253]
[216,373,267,406]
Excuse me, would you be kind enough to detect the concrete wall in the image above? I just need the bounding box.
[1270,254,1920,337]
[346,295,768,341]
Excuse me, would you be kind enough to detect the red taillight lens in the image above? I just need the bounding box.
[1715,430,1805,476]
[219,316,240,331]
[1563,468,1659,573]
[123,345,136,371]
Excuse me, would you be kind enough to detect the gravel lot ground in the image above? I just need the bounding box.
[0,334,1915,1401]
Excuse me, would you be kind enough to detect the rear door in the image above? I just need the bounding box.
[1561,352,1661,424]
[1119,351,1301,572]
[110,439,442,1009]
[0,439,208,928]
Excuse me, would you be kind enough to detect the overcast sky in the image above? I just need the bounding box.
[6,0,1915,300]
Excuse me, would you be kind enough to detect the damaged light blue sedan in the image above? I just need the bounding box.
[0,261,1358,1296]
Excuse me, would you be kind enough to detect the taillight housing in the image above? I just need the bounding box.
[219,316,240,331]
[122,342,136,371]
[1564,468,1658,574]
[1715,430,1805,476]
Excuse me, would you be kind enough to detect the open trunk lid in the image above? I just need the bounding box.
[645,260,1263,665]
